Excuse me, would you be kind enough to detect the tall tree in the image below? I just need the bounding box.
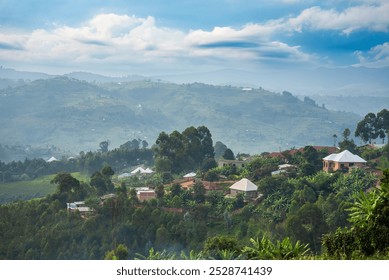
[51,172,81,202]
[154,126,216,174]
[214,141,228,159]
[223,148,235,160]
[377,109,389,143]
[99,140,109,153]
[339,128,357,153]
[355,113,378,144]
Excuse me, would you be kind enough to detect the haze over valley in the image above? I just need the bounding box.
[0,67,367,160]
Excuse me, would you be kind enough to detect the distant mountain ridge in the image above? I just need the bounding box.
[2,66,388,117]
[0,76,360,157]
[0,66,53,80]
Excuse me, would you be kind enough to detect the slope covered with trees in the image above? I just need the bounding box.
[1,117,389,259]
[0,77,359,157]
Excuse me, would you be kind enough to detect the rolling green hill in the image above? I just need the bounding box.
[0,172,89,204]
[0,77,359,156]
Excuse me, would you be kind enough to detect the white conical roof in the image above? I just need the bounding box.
[143,168,154,174]
[47,156,58,162]
[229,178,258,192]
[323,150,366,163]
[131,167,146,174]
[183,172,196,178]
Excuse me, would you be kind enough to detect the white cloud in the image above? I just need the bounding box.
[288,3,389,34]
[355,42,389,67]
[1,1,388,75]
[0,13,313,74]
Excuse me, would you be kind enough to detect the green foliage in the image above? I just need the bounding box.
[338,128,357,153]
[214,141,228,159]
[154,126,215,174]
[51,172,83,202]
[203,169,219,182]
[135,248,177,260]
[192,181,206,203]
[355,109,389,144]
[331,168,377,198]
[347,190,381,228]
[0,78,361,159]
[241,236,310,260]
[203,236,241,260]
[322,169,389,259]
[104,244,129,260]
[222,148,235,160]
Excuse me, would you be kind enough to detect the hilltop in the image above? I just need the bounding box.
[0,76,359,157]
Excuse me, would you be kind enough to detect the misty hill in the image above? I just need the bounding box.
[0,76,360,156]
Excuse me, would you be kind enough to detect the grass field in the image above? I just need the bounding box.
[0,172,90,205]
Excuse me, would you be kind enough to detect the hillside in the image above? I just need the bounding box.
[0,76,359,156]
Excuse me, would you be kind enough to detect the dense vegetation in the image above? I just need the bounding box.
[0,76,360,156]
[1,114,389,259]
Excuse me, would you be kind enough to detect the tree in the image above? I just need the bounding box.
[338,128,357,153]
[104,244,129,260]
[377,109,389,143]
[323,169,389,259]
[115,244,129,260]
[333,134,337,147]
[90,171,112,195]
[343,128,351,141]
[170,183,182,198]
[192,181,206,203]
[154,126,216,174]
[90,171,103,191]
[214,141,228,159]
[51,172,81,202]
[203,236,241,259]
[155,185,165,200]
[203,169,219,182]
[141,140,149,149]
[241,236,310,260]
[222,148,235,160]
[285,203,327,252]
[101,165,114,177]
[355,113,378,144]
[99,140,109,153]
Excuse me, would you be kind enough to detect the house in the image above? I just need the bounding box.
[47,156,59,163]
[118,172,131,179]
[137,188,156,201]
[323,150,367,172]
[271,164,296,176]
[183,172,196,179]
[131,167,154,175]
[66,201,93,215]
[218,159,249,168]
[229,178,259,199]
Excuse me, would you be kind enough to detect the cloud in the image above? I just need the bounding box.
[197,41,260,49]
[288,3,389,34]
[0,13,313,73]
[355,42,389,67]
[1,1,388,75]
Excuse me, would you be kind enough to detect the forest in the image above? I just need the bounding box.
[1,112,389,260]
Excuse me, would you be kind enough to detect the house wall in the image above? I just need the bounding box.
[218,159,247,168]
[323,160,365,172]
[230,189,257,198]
[137,191,156,201]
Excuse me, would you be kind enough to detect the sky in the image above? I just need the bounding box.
[0,0,388,78]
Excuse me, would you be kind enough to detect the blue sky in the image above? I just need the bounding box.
[0,0,388,77]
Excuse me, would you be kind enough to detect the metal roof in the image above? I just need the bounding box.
[229,178,258,192]
[323,150,366,163]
